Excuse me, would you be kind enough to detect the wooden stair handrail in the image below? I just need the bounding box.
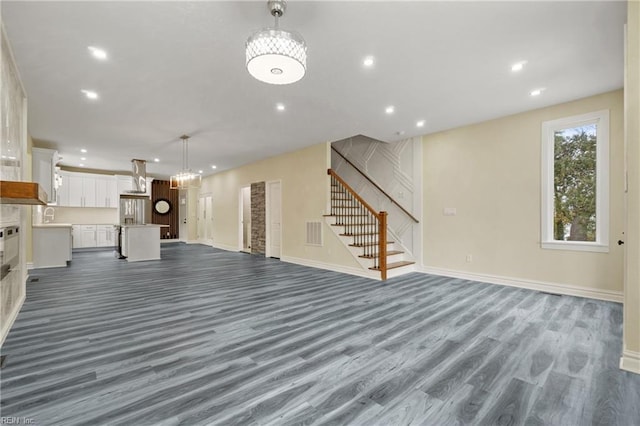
[328,169,379,219]
[328,168,388,280]
[331,146,419,223]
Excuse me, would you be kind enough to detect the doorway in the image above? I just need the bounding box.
[240,186,251,252]
[197,194,213,244]
[178,190,187,241]
[266,180,282,258]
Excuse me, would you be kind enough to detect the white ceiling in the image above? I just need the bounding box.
[2,1,627,178]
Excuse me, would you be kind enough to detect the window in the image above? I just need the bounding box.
[541,110,609,252]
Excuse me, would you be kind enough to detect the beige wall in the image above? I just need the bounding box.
[198,142,360,269]
[623,0,640,373]
[423,90,624,295]
[45,207,118,225]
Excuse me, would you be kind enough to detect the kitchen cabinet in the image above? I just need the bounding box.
[32,147,59,203]
[72,224,116,248]
[32,224,72,268]
[66,174,96,207]
[116,175,132,194]
[80,225,97,248]
[58,172,118,208]
[96,225,115,247]
[95,177,118,208]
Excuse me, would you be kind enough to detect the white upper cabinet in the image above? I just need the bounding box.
[57,172,117,208]
[32,147,59,203]
[95,177,118,208]
[116,175,133,194]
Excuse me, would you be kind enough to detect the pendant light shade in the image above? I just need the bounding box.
[246,0,307,85]
[170,135,201,190]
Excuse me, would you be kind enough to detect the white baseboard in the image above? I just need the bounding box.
[160,239,180,244]
[420,266,623,303]
[0,292,25,347]
[281,256,380,280]
[211,242,240,252]
[620,349,640,374]
[26,262,34,270]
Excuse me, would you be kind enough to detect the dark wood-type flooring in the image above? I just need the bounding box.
[1,243,639,425]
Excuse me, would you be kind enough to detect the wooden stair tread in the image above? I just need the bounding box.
[359,250,404,259]
[369,261,415,271]
[324,214,371,219]
[349,241,394,247]
[331,223,377,227]
[340,232,378,237]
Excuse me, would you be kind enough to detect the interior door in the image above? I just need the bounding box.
[268,181,282,258]
[241,186,251,252]
[179,191,187,241]
[206,196,213,241]
[197,196,205,240]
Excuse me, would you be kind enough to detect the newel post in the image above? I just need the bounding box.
[379,211,388,280]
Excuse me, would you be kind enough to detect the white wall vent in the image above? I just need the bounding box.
[306,221,323,246]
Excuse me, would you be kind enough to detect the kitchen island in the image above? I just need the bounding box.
[121,224,164,262]
[33,224,72,268]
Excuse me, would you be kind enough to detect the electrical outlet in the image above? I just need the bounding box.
[466,254,473,263]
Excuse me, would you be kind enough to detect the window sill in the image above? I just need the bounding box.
[541,241,609,253]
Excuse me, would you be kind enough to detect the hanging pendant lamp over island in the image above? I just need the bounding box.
[246,0,307,85]
[170,135,202,190]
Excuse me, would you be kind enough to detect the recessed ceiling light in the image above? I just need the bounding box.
[81,90,98,100]
[530,88,544,96]
[79,163,85,167]
[88,46,107,60]
[154,158,160,162]
[198,170,203,174]
[80,148,87,153]
[511,61,527,72]
[276,103,285,111]
[211,165,217,169]
[80,157,86,161]
[416,120,425,128]
[385,106,395,114]
[363,56,374,67]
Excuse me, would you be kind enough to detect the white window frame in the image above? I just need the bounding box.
[541,110,609,253]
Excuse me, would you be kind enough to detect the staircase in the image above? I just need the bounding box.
[324,169,415,280]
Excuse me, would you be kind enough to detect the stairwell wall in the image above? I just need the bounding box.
[331,136,423,261]
[198,142,362,272]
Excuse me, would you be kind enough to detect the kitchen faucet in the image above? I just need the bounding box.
[43,206,55,223]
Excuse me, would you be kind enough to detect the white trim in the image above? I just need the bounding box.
[620,349,640,374]
[26,262,34,270]
[541,109,610,252]
[281,255,380,280]
[0,292,25,347]
[239,185,251,252]
[212,242,240,252]
[412,136,424,267]
[420,266,622,303]
[541,241,609,253]
[265,179,282,259]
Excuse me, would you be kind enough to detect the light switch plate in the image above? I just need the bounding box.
[443,207,457,216]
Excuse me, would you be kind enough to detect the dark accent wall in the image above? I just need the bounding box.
[152,180,179,239]
[251,182,266,255]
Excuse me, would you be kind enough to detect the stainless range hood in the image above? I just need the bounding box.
[128,159,147,194]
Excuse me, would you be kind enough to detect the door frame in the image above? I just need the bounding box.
[238,185,251,252]
[265,179,282,259]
